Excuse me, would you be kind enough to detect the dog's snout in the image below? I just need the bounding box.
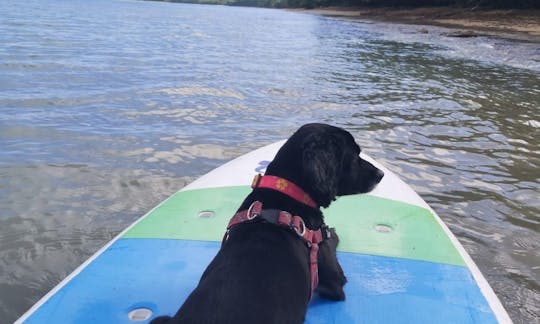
[375,169,384,183]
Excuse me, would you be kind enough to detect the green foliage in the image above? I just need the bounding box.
[151,0,539,9]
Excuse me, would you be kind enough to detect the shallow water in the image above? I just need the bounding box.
[0,0,539,322]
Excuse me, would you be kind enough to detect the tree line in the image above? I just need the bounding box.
[152,0,539,9]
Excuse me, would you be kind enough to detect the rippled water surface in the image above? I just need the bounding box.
[1,0,539,322]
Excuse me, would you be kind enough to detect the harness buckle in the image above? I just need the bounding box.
[251,174,262,189]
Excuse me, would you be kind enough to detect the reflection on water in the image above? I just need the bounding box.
[0,0,539,322]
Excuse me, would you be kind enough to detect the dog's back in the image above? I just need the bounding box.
[152,223,311,324]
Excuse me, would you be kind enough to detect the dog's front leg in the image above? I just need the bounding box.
[316,227,347,301]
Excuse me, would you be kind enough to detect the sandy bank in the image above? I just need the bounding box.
[292,6,540,40]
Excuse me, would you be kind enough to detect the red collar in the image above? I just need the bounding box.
[251,174,318,208]
[223,201,323,300]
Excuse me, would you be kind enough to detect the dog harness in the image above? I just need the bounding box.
[224,200,325,300]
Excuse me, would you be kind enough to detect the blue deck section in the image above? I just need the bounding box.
[25,238,496,324]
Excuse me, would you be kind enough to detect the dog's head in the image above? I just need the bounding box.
[266,123,383,208]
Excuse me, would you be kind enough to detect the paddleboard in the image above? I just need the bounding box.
[16,140,512,323]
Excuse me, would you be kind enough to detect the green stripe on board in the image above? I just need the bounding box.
[123,186,465,267]
[123,186,251,242]
[326,195,465,267]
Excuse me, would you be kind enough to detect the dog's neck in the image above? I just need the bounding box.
[239,175,324,230]
[251,174,318,209]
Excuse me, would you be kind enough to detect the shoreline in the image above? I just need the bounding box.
[290,6,540,41]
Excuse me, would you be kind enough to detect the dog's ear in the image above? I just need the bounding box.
[302,136,342,208]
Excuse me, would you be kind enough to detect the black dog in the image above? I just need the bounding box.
[151,123,384,324]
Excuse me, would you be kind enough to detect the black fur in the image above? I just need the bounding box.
[151,123,384,324]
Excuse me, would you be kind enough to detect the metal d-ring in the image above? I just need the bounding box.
[247,201,259,220]
[294,217,306,237]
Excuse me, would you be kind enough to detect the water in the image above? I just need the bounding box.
[0,0,538,322]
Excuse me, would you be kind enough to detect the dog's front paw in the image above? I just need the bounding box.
[317,281,346,301]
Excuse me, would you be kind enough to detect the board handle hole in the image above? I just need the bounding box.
[374,224,393,233]
[198,211,215,218]
[128,308,153,321]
